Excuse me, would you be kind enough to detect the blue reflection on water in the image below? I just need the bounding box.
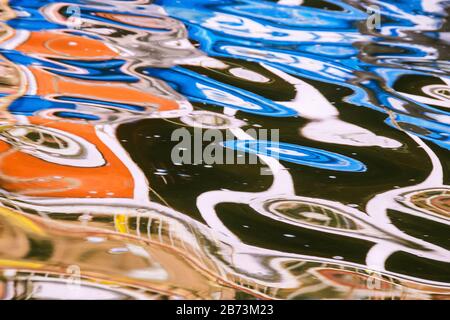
[222,140,367,172]
[156,0,450,149]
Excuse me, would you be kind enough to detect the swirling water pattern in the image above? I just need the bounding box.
[221,140,367,171]
[0,0,449,299]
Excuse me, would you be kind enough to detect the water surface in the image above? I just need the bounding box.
[0,0,449,299]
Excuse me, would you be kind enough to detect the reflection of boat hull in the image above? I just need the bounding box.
[0,205,237,299]
[30,67,181,114]
[1,27,193,120]
[1,196,449,300]
[0,117,135,198]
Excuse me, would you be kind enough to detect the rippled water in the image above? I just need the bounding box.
[0,0,449,299]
